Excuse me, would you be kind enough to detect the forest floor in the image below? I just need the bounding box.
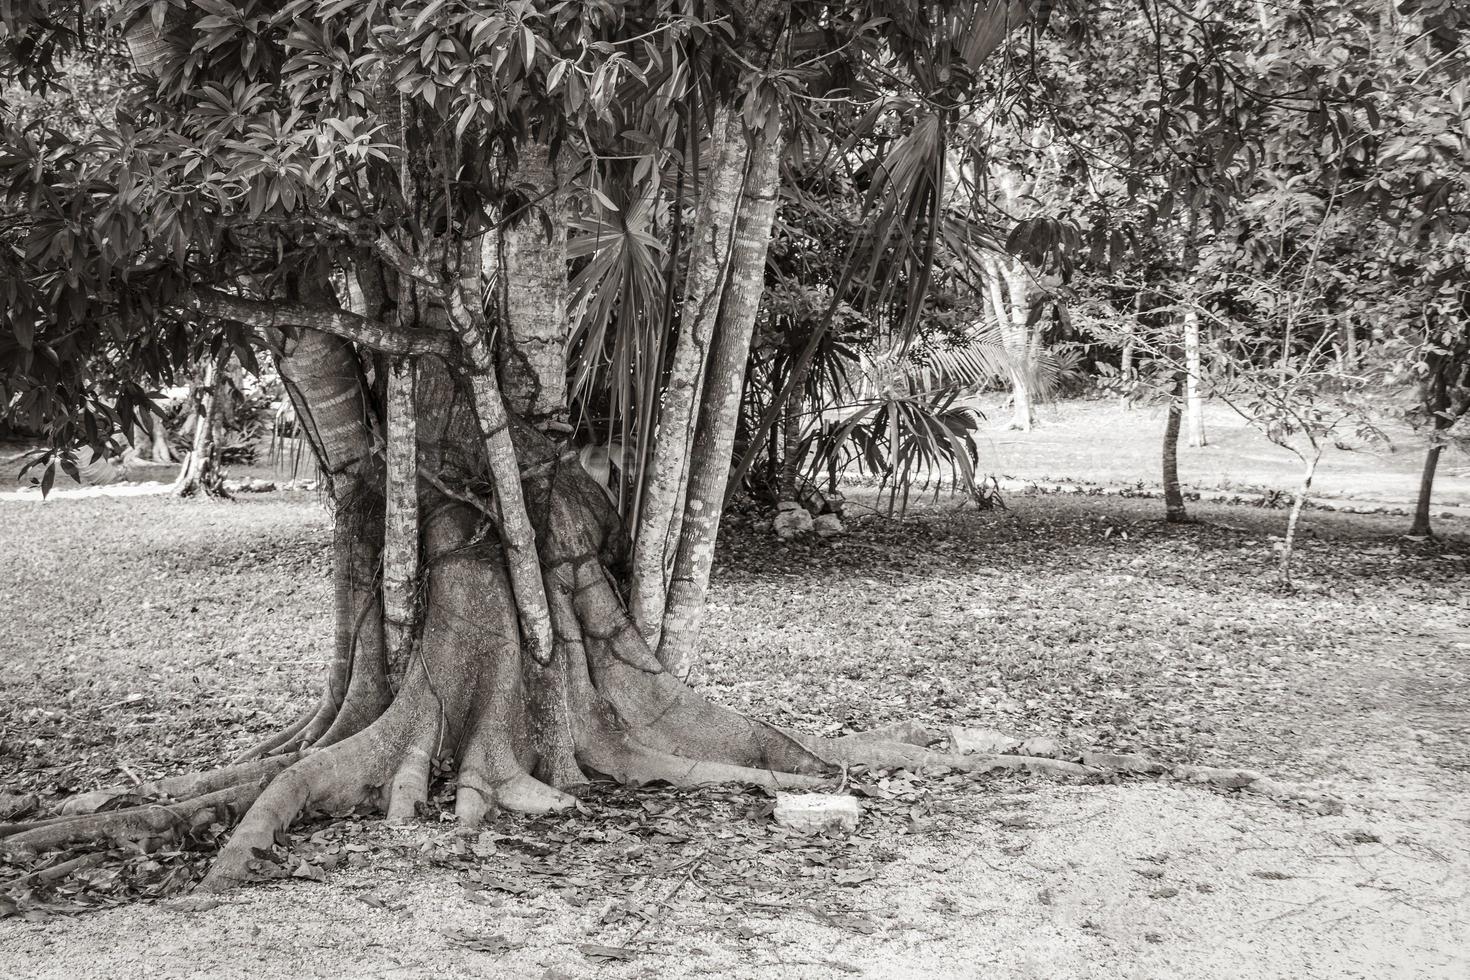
[0,489,1468,978]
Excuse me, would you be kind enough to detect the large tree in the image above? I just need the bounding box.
[0,0,1076,891]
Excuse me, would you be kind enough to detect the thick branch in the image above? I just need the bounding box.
[189,288,453,357]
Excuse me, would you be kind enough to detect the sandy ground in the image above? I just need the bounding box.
[1,779,1466,979]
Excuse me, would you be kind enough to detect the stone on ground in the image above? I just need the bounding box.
[813,513,845,537]
[773,793,861,834]
[773,504,814,540]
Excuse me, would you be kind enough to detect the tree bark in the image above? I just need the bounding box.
[497,141,571,432]
[381,360,420,689]
[658,129,783,679]
[779,354,811,501]
[448,243,557,668]
[172,353,227,497]
[1183,309,1206,448]
[1163,376,1187,522]
[1002,261,1036,431]
[1279,453,1318,584]
[982,254,1032,431]
[629,104,749,649]
[1120,332,1135,410]
[150,410,175,463]
[1409,443,1442,537]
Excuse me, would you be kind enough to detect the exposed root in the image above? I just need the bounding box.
[385,722,439,824]
[461,770,577,816]
[580,734,825,793]
[796,736,1101,778]
[4,783,261,856]
[199,709,410,892]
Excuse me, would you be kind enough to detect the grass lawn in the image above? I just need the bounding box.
[967,395,1470,510]
[1,491,1467,977]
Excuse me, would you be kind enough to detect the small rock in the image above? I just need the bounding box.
[947,727,1022,754]
[813,513,845,537]
[1018,736,1063,758]
[773,507,814,540]
[774,793,861,834]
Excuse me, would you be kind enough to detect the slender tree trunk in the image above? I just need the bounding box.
[172,354,227,497]
[450,245,557,668]
[1338,320,1356,373]
[381,360,420,689]
[150,410,174,463]
[1279,453,1318,584]
[1409,443,1442,537]
[629,104,749,648]
[779,353,811,501]
[1163,376,1187,522]
[982,254,1033,430]
[1183,309,1206,448]
[1005,263,1036,431]
[1120,333,1135,410]
[658,129,783,679]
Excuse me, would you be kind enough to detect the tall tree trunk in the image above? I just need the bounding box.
[1183,309,1206,448]
[658,129,783,679]
[779,353,811,501]
[629,104,749,649]
[1163,376,1187,522]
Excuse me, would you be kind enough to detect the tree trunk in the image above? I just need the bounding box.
[150,410,175,463]
[629,104,750,649]
[1163,377,1187,522]
[1183,310,1206,448]
[982,254,1032,431]
[1279,453,1318,584]
[1003,262,1036,431]
[1409,444,1442,537]
[381,360,420,689]
[1409,369,1457,537]
[658,128,783,679]
[779,354,812,502]
[1120,332,1135,410]
[12,259,1087,897]
[1338,320,1356,373]
[172,354,227,497]
[497,141,571,432]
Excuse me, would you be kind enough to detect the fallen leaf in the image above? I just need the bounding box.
[578,943,638,963]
